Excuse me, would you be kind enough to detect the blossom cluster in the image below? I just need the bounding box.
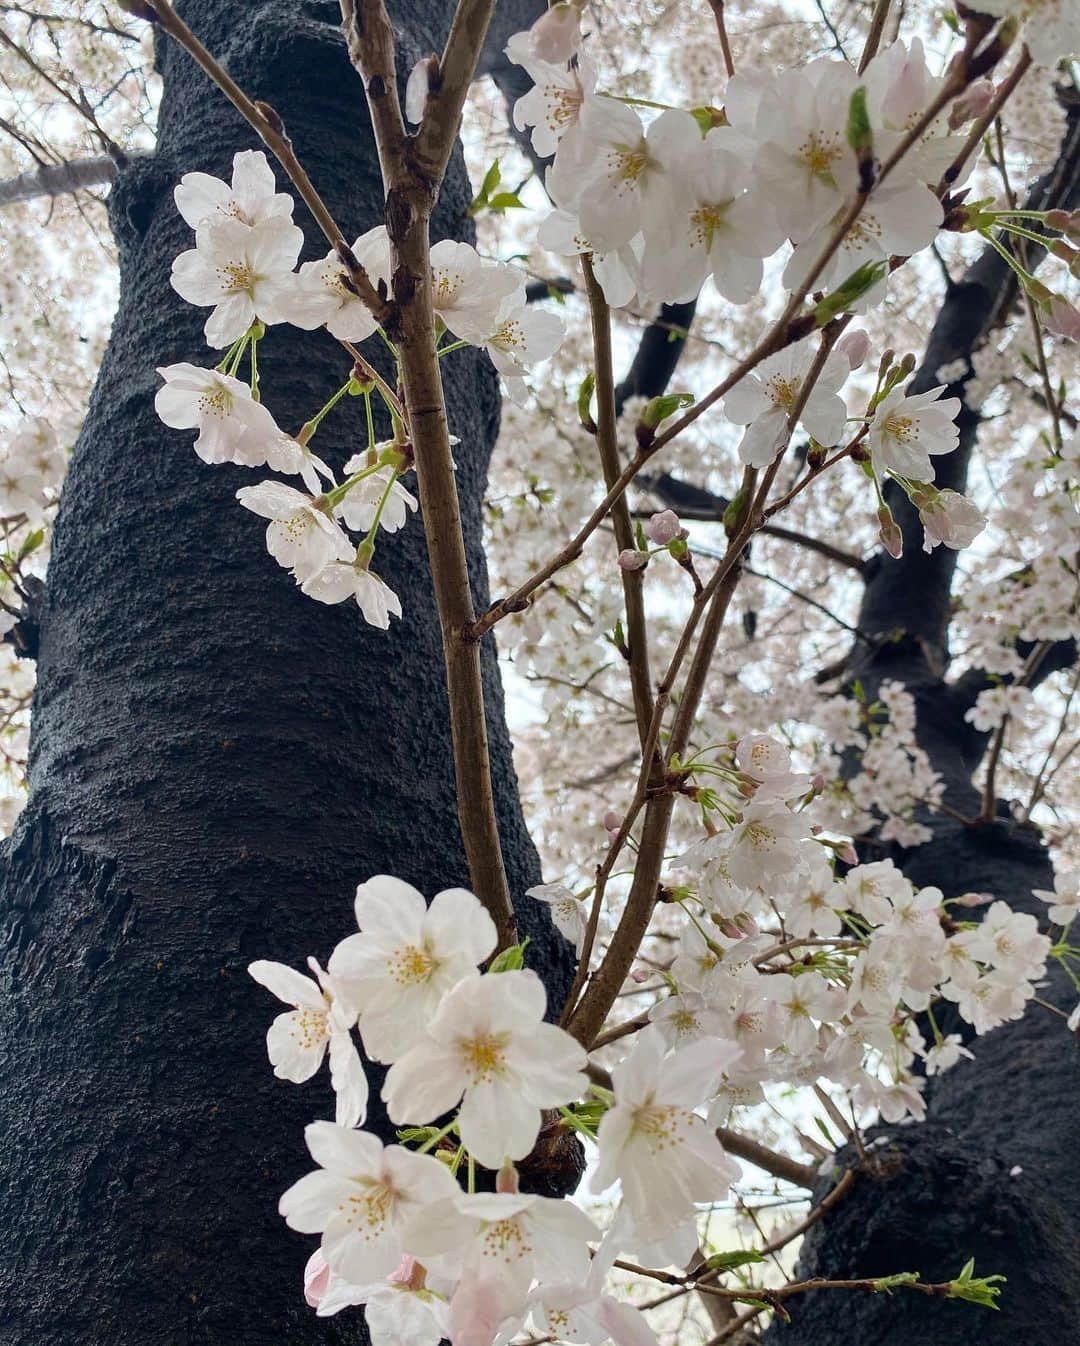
[252,731,1063,1340]
[156,150,566,627]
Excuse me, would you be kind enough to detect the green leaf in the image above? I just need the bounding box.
[488,936,531,973]
[468,158,503,214]
[488,191,525,212]
[846,87,872,155]
[704,1249,765,1272]
[16,527,44,562]
[813,260,888,324]
[577,372,596,430]
[642,391,695,427]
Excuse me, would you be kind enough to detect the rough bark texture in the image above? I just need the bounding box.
[764,99,1080,1346]
[0,2,572,1342]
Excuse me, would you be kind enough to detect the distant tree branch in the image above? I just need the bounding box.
[0,154,118,207]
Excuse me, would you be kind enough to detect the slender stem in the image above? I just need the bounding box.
[582,255,654,750]
[857,0,890,74]
[706,0,736,77]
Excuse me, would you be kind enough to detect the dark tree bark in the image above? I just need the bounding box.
[764,98,1080,1346]
[0,2,572,1343]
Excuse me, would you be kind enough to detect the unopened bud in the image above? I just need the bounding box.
[877,348,895,380]
[953,890,994,908]
[948,79,994,129]
[877,504,904,559]
[644,509,682,545]
[897,352,917,377]
[618,548,649,572]
[836,329,872,370]
[630,968,650,983]
[836,842,859,866]
[496,1161,520,1194]
[602,810,621,831]
[1046,208,1080,241]
[811,772,826,794]
[1043,295,1080,342]
[806,441,828,470]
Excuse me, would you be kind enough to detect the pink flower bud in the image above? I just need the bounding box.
[836,329,871,370]
[837,842,859,866]
[877,504,904,559]
[811,772,826,794]
[602,809,621,830]
[630,967,650,983]
[303,1251,331,1308]
[949,79,994,128]
[528,1,582,63]
[1046,208,1080,241]
[618,548,648,571]
[496,1161,521,1194]
[1043,295,1080,342]
[953,890,995,907]
[644,509,682,544]
[607,827,621,845]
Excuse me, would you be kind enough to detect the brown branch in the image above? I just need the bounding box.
[716,1128,818,1188]
[706,0,736,77]
[412,0,497,187]
[582,254,654,750]
[339,0,516,947]
[0,154,118,207]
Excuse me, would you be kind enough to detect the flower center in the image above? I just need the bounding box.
[763,373,799,411]
[798,131,842,184]
[218,261,255,293]
[481,1216,533,1263]
[460,1031,509,1084]
[388,943,438,987]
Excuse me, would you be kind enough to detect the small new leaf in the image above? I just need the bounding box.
[488,937,531,974]
[704,1249,765,1272]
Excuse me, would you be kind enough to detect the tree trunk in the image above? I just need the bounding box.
[0,3,570,1342]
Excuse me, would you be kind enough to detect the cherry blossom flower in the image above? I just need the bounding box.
[248,958,367,1127]
[782,179,942,303]
[924,1034,974,1076]
[642,127,779,305]
[590,1028,742,1236]
[867,383,961,481]
[723,797,813,890]
[536,207,640,309]
[525,881,587,955]
[155,364,278,465]
[279,225,391,341]
[235,481,353,582]
[336,460,418,534]
[527,1284,661,1346]
[401,1189,597,1346]
[1034,873,1080,926]
[723,341,850,466]
[735,733,812,798]
[504,38,596,157]
[963,684,1034,732]
[914,487,986,552]
[174,149,293,230]
[469,300,566,403]
[300,561,403,629]
[430,241,524,341]
[170,217,304,347]
[279,1122,459,1283]
[523,2,583,64]
[550,103,696,253]
[382,969,587,1168]
[313,1256,451,1343]
[327,875,496,1063]
[727,59,859,243]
